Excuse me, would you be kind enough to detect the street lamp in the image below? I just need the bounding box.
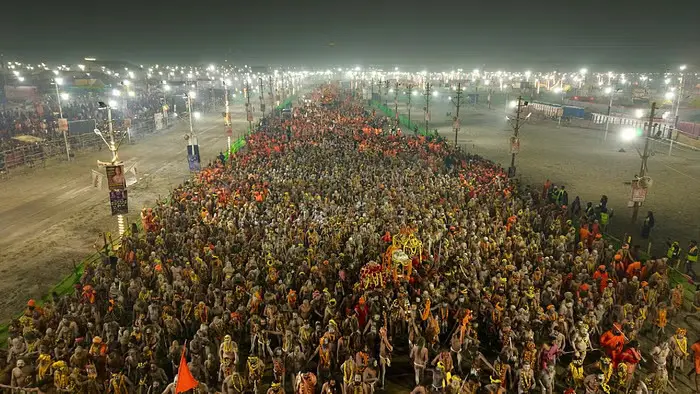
[603,87,622,141]
[112,89,121,97]
[185,92,196,145]
[60,92,70,101]
[54,77,71,161]
[673,65,686,127]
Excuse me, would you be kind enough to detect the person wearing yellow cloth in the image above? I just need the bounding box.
[430,361,450,393]
[517,361,535,393]
[686,240,698,281]
[52,361,71,392]
[668,327,689,382]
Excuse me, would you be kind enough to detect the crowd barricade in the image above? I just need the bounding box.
[369,100,429,136]
[589,112,676,139]
[0,133,102,172]
[0,113,173,173]
[677,121,700,139]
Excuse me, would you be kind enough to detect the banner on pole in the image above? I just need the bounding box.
[187,144,201,172]
[58,118,68,132]
[91,170,103,189]
[510,136,520,154]
[109,189,128,215]
[630,179,647,202]
[106,165,126,190]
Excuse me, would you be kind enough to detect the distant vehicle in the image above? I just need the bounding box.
[282,108,292,119]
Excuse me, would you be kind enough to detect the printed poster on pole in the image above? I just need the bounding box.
[187,145,201,172]
[58,118,68,132]
[630,180,647,203]
[510,136,520,154]
[105,165,126,190]
[109,189,128,215]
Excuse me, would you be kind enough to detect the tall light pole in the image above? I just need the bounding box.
[186,91,196,146]
[393,81,399,132]
[631,102,657,222]
[553,86,564,127]
[245,81,252,134]
[603,86,622,141]
[54,77,71,161]
[424,82,431,133]
[506,97,531,178]
[223,80,231,150]
[97,100,125,235]
[407,84,414,128]
[673,65,686,128]
[162,83,171,127]
[451,82,463,146]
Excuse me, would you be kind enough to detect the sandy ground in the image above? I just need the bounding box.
[0,107,252,322]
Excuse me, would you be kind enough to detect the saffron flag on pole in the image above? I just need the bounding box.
[176,345,198,393]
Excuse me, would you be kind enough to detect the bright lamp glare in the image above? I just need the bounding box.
[164,85,171,91]
[108,100,118,108]
[662,111,670,120]
[55,77,64,85]
[604,87,612,94]
[620,128,636,141]
[412,90,418,96]
[664,92,674,100]
[128,91,136,97]
[634,109,644,118]
[60,92,70,100]
[193,112,201,119]
[188,91,196,98]
[509,100,518,109]
[123,80,131,86]
[680,65,687,71]
[112,89,121,97]
[432,91,438,97]
[553,87,562,93]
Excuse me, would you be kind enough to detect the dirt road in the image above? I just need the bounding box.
[0,111,250,322]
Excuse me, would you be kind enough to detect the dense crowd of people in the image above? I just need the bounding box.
[3,85,700,394]
[0,92,166,152]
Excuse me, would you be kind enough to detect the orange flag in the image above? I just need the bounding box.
[176,344,199,393]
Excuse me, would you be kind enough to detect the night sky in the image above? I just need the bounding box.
[2,0,698,69]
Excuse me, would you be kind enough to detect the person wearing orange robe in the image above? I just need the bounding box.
[687,338,700,392]
[600,323,626,359]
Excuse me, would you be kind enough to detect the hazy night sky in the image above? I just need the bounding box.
[1,0,698,70]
